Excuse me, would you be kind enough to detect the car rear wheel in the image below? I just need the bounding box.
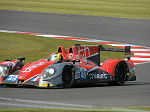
[109,61,127,86]
[62,65,75,88]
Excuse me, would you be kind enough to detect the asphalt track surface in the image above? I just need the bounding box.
[0,10,150,109]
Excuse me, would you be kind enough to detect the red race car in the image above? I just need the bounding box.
[0,44,136,88]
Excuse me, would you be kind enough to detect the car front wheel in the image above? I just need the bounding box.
[62,65,75,88]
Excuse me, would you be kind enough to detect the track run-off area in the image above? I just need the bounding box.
[0,29,150,65]
[0,11,150,110]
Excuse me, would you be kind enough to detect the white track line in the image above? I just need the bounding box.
[107,44,138,47]
[130,57,150,61]
[134,53,150,56]
[131,49,150,51]
[0,96,92,108]
[0,96,150,112]
[36,34,69,37]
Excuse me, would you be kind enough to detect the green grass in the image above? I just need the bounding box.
[0,107,150,112]
[0,32,126,63]
[0,0,150,19]
[128,106,150,111]
[0,108,113,112]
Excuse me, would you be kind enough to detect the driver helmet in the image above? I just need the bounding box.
[49,53,62,62]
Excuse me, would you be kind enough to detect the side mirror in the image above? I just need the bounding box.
[18,57,25,62]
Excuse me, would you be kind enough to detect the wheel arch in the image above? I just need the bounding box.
[101,59,129,76]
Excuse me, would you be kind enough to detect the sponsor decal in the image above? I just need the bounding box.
[78,68,87,80]
[30,75,39,81]
[89,72,108,80]
[129,68,135,78]
[129,71,135,77]
[77,47,90,58]
[22,62,45,73]
[5,75,18,81]
[128,70,136,81]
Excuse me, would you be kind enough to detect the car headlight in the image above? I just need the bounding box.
[47,68,55,75]
[42,67,56,79]
[0,66,9,77]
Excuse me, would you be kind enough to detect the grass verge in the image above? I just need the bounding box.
[0,0,150,19]
[0,108,113,112]
[128,106,150,111]
[0,107,150,112]
[0,32,126,63]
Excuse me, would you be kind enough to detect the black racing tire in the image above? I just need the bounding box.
[62,65,75,88]
[109,61,127,86]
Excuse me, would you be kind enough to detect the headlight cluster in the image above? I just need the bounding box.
[42,67,56,79]
[0,66,9,77]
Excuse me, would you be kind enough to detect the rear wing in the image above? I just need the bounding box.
[75,44,131,66]
[99,45,131,60]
